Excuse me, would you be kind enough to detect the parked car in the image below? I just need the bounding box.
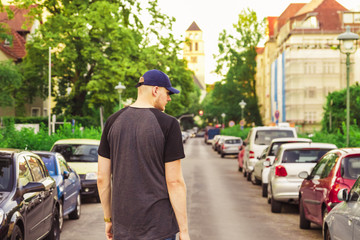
[243,126,297,181]
[215,136,230,153]
[182,131,190,143]
[252,138,312,197]
[34,151,82,230]
[204,126,221,144]
[212,135,223,151]
[51,139,100,201]
[237,142,246,172]
[267,142,336,213]
[298,148,360,229]
[0,149,60,240]
[219,137,242,158]
[323,175,360,240]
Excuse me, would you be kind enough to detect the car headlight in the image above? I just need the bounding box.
[85,172,97,180]
[0,209,4,224]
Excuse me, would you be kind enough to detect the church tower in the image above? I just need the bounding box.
[183,21,205,90]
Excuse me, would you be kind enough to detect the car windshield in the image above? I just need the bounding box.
[39,155,57,176]
[282,149,331,163]
[0,158,13,191]
[342,157,360,180]
[269,140,309,156]
[254,130,294,145]
[52,144,99,163]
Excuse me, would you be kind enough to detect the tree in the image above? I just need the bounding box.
[322,83,360,133]
[13,0,194,118]
[0,61,22,107]
[208,8,265,126]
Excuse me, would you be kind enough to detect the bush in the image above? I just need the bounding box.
[220,125,250,140]
[0,120,101,151]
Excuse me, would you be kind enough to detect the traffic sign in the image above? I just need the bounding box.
[229,120,235,127]
[275,110,280,120]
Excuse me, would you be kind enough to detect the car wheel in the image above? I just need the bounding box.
[322,208,329,230]
[246,171,251,181]
[324,225,331,240]
[262,183,268,198]
[299,199,311,229]
[59,200,64,231]
[45,206,60,240]
[271,196,282,213]
[11,224,23,240]
[221,153,225,158]
[69,193,81,220]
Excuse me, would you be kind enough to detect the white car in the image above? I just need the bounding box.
[243,126,297,181]
[252,137,312,197]
[267,142,336,213]
[219,136,242,158]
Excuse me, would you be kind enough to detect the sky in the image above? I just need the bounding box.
[155,0,360,84]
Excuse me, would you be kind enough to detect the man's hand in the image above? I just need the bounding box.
[105,222,113,240]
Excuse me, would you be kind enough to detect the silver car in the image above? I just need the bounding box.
[324,176,360,240]
[219,136,242,158]
[267,142,337,213]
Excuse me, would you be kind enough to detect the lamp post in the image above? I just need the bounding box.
[221,113,226,129]
[115,82,126,109]
[239,100,247,121]
[337,26,359,147]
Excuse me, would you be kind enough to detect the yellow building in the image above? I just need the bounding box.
[183,21,206,91]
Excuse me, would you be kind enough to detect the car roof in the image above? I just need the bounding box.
[251,126,296,131]
[270,137,311,143]
[52,138,100,145]
[280,142,337,150]
[331,148,360,155]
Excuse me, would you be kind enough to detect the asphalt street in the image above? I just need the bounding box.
[61,137,323,240]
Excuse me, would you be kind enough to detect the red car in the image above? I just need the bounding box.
[298,148,360,229]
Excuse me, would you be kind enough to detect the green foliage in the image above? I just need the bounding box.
[11,0,195,119]
[322,84,360,133]
[221,125,250,140]
[0,61,22,107]
[204,8,265,125]
[0,120,101,151]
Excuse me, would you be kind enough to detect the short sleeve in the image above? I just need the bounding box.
[164,119,185,162]
[98,119,111,159]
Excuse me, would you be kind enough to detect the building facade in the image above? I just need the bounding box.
[257,0,360,133]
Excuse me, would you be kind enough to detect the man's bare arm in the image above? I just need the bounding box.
[97,155,113,240]
[165,160,190,240]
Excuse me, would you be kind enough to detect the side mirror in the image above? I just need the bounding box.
[16,182,45,197]
[298,171,309,179]
[63,170,70,179]
[337,188,349,202]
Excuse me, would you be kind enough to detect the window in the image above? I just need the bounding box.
[18,157,33,187]
[254,130,295,145]
[59,156,70,174]
[304,111,317,123]
[195,42,198,51]
[355,13,360,23]
[282,149,331,164]
[341,157,360,180]
[349,176,360,201]
[307,87,316,98]
[309,156,328,179]
[31,107,40,117]
[323,62,335,74]
[189,43,192,51]
[0,158,13,191]
[191,56,197,63]
[320,153,339,178]
[26,156,44,182]
[302,16,319,28]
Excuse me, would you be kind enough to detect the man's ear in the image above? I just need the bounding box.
[152,86,159,96]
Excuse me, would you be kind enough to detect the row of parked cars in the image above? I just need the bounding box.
[236,125,360,239]
[0,138,100,240]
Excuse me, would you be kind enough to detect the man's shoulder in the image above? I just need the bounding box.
[149,108,178,123]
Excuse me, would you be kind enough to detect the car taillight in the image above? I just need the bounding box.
[249,151,255,159]
[222,145,226,150]
[275,165,287,177]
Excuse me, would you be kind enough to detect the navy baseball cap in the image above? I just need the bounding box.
[135,69,180,94]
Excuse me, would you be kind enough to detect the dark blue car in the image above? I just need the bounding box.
[34,151,81,230]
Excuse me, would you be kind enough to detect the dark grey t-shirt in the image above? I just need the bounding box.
[98,107,185,240]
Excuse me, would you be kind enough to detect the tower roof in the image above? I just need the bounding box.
[186,21,201,31]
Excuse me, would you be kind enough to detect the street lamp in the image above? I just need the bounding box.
[221,113,226,129]
[239,100,247,121]
[337,26,359,147]
[115,82,126,109]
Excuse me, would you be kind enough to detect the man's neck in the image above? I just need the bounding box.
[131,99,154,108]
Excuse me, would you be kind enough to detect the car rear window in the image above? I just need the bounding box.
[342,157,360,179]
[282,149,331,163]
[254,130,294,145]
[52,144,99,163]
[225,139,241,144]
[0,158,13,191]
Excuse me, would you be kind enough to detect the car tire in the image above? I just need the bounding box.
[69,193,81,220]
[246,171,251,181]
[221,153,225,158]
[262,183,268,197]
[59,200,64,231]
[324,225,331,240]
[322,208,329,230]
[271,196,282,213]
[299,199,311,229]
[11,224,23,240]
[45,206,60,240]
